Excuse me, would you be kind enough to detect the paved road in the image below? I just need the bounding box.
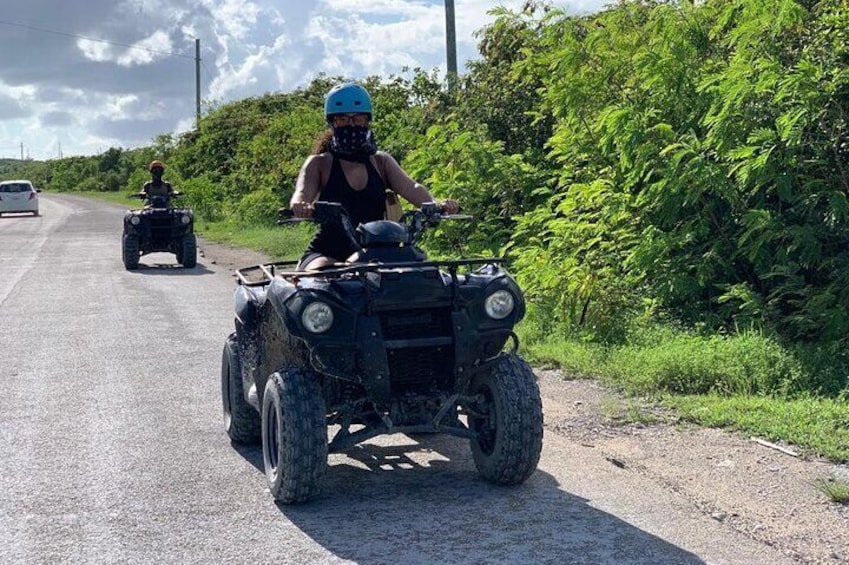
[1,194,793,564]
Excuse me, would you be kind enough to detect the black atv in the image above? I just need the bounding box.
[122,192,197,270]
[221,201,543,504]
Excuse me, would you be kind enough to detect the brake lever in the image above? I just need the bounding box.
[277,208,317,226]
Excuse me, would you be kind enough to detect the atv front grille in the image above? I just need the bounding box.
[386,345,454,394]
[148,216,173,237]
[378,308,455,395]
[379,308,453,340]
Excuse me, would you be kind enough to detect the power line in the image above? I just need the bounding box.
[0,18,196,60]
[200,60,219,102]
[202,60,216,80]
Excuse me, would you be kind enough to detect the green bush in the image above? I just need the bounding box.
[405,121,544,258]
[180,175,223,222]
[232,187,283,226]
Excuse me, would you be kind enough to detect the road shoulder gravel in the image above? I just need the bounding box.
[538,370,849,564]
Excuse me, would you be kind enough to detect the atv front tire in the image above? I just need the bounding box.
[180,234,197,268]
[221,334,261,444]
[261,368,327,504]
[122,234,140,270]
[468,353,543,485]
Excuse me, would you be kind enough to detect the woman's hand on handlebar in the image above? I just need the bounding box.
[441,199,460,214]
[291,201,314,218]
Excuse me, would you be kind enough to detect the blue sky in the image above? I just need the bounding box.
[0,0,608,160]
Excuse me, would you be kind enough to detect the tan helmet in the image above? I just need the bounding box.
[149,160,165,171]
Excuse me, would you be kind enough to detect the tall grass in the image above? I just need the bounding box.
[521,322,848,398]
[519,319,849,462]
[195,220,314,261]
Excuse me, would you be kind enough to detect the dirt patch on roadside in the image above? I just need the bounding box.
[197,236,275,275]
[537,370,849,564]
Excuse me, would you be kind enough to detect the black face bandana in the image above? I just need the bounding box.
[329,126,377,161]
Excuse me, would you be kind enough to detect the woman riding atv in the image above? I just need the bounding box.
[289,82,459,270]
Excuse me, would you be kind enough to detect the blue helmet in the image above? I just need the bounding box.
[324,83,373,121]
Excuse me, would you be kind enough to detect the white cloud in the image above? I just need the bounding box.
[0,82,38,102]
[101,94,142,119]
[317,0,432,18]
[116,30,174,66]
[78,39,114,62]
[204,0,262,39]
[208,32,294,99]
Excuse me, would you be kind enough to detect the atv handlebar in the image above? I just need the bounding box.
[277,201,470,249]
[278,201,469,223]
[277,207,296,224]
[277,201,347,225]
[133,191,183,199]
[401,202,472,223]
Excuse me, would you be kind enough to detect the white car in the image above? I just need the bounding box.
[0,180,40,216]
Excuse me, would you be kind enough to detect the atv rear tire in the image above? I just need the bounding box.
[122,234,140,270]
[261,368,327,504]
[180,235,197,268]
[468,353,543,485]
[221,334,261,444]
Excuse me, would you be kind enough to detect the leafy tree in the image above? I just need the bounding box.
[458,2,556,167]
[405,121,543,256]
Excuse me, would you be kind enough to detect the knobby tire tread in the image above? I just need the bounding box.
[223,334,261,444]
[265,368,327,504]
[471,353,544,485]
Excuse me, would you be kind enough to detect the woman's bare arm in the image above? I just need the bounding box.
[378,152,459,213]
[377,152,434,206]
[290,154,325,217]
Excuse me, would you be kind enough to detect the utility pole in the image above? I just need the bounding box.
[444,0,458,91]
[20,142,23,161]
[195,38,201,128]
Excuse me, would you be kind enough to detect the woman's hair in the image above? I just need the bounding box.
[312,129,333,155]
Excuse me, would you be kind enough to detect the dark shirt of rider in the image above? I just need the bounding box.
[143,161,174,199]
[305,155,386,262]
[143,179,174,198]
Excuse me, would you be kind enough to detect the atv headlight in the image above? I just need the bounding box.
[302,301,334,333]
[180,214,191,225]
[484,290,515,320]
[130,215,141,225]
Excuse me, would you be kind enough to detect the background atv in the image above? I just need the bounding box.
[122,192,197,270]
[221,201,543,504]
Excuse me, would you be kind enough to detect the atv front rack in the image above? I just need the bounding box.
[234,258,506,287]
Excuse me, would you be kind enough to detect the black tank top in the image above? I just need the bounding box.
[306,156,387,261]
